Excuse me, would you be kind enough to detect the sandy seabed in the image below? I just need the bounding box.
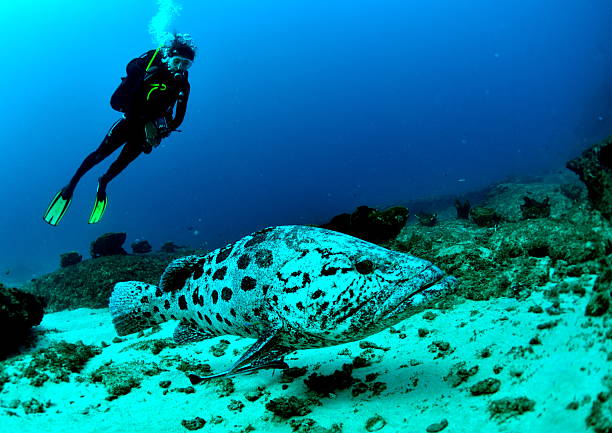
[0,277,609,433]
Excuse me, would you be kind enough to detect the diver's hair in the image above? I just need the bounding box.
[161,32,197,60]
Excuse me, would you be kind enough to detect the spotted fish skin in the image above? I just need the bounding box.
[110,225,457,379]
[110,225,456,352]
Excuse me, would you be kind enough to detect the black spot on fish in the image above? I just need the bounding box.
[178,295,188,310]
[276,272,289,284]
[160,314,166,321]
[212,266,227,280]
[198,295,204,306]
[155,288,163,297]
[140,296,149,304]
[272,295,278,303]
[255,249,273,267]
[318,301,330,314]
[192,288,200,305]
[224,318,232,326]
[197,311,203,320]
[284,286,300,293]
[321,266,339,276]
[205,268,212,275]
[143,312,152,318]
[244,227,273,248]
[291,271,301,277]
[302,273,311,287]
[215,313,223,323]
[164,300,171,310]
[153,306,160,313]
[296,302,305,311]
[262,285,270,295]
[193,263,204,280]
[221,287,233,301]
[244,229,267,248]
[230,308,237,317]
[170,315,177,320]
[237,254,250,269]
[215,243,234,263]
[253,307,262,317]
[241,276,257,291]
[204,315,212,325]
[211,290,218,304]
[283,305,290,313]
[355,260,375,275]
[311,289,324,300]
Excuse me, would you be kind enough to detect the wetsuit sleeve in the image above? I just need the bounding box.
[170,80,191,130]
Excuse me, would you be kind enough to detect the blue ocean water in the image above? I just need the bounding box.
[0,0,611,283]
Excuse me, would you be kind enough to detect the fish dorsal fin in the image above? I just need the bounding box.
[160,255,205,293]
[173,321,214,344]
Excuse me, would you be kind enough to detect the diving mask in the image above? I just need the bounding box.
[168,56,193,71]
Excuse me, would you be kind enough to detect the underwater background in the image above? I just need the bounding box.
[1,1,611,283]
[1,2,612,433]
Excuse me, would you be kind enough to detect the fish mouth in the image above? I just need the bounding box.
[381,274,457,320]
[408,274,446,297]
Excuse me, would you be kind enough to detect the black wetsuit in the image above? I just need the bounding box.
[66,49,191,194]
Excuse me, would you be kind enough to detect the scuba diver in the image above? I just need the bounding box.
[43,33,196,225]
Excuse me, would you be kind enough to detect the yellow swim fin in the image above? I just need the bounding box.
[43,189,72,226]
[88,188,108,224]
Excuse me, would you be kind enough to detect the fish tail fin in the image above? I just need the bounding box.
[109,281,162,336]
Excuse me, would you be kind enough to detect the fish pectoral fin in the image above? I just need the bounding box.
[173,321,214,344]
[187,357,290,384]
[227,324,283,372]
[187,323,289,384]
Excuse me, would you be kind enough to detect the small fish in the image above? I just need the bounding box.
[109,225,457,382]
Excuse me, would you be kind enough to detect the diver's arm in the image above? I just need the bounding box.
[169,82,191,130]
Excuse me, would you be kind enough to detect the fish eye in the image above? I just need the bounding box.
[355,259,375,275]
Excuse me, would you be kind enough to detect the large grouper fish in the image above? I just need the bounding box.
[109,225,457,383]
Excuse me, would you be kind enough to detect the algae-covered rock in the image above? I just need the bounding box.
[520,196,551,219]
[320,205,409,243]
[265,396,314,419]
[484,181,578,221]
[586,392,612,433]
[567,136,612,220]
[0,284,45,359]
[22,341,102,385]
[490,217,609,265]
[131,240,152,254]
[304,365,356,395]
[469,206,502,227]
[585,292,610,317]
[24,251,195,311]
[90,360,162,398]
[90,232,128,258]
[181,417,206,431]
[470,378,501,395]
[60,251,82,268]
[289,418,343,433]
[488,396,535,420]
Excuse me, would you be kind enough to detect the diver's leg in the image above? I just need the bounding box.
[64,118,128,197]
[97,138,144,197]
